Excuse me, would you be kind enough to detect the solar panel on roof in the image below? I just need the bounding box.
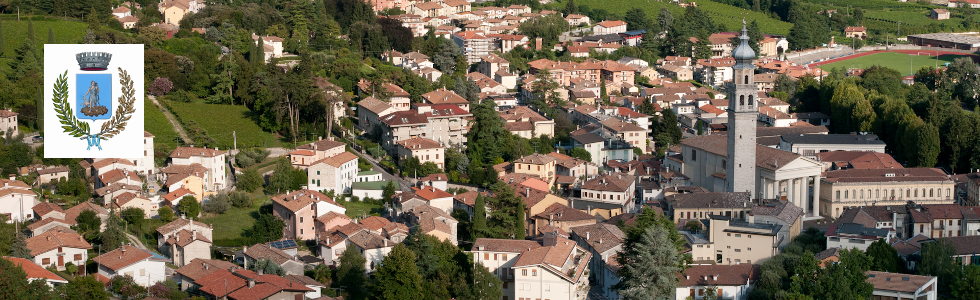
[268,239,298,249]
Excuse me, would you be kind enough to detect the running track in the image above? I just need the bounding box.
[808,49,980,67]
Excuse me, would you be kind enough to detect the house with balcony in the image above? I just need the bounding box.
[472,236,592,300]
[168,147,228,191]
[306,152,359,194]
[272,189,346,241]
[573,172,637,220]
[454,31,494,64]
[289,138,346,169]
[26,230,91,271]
[94,245,169,287]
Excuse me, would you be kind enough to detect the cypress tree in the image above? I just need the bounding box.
[36,87,42,132]
[11,231,32,259]
[27,21,34,42]
[47,27,54,44]
[0,21,6,57]
[515,197,525,240]
[473,194,487,241]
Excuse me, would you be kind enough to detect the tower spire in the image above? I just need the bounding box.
[726,18,758,197]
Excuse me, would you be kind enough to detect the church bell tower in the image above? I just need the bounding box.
[726,20,757,195]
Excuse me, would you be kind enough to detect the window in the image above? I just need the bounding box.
[522,269,527,276]
[735,249,741,252]
[494,254,498,260]
[300,229,304,234]
[484,253,489,260]
[845,190,848,199]
[735,234,741,237]
[140,269,145,276]
[876,189,880,198]
[727,233,731,236]
[58,247,62,252]
[544,284,550,291]
[42,258,50,265]
[691,149,697,161]
[502,254,507,260]
[532,270,537,276]
[836,191,840,199]
[748,247,752,251]
[503,282,508,289]
[930,189,934,197]
[748,235,752,238]
[74,254,82,261]
[908,189,911,197]
[947,188,951,197]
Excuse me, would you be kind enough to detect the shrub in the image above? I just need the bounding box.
[203,194,231,214]
[149,77,173,96]
[158,206,175,222]
[237,168,262,193]
[230,191,253,208]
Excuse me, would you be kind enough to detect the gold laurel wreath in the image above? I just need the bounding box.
[52,68,135,141]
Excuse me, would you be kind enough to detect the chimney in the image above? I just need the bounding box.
[318,136,322,141]
[713,274,719,280]
[526,187,530,196]
[747,213,754,223]
[586,232,590,240]
[384,239,389,247]
[258,269,264,276]
[8,174,14,181]
[204,263,209,270]
[248,277,256,288]
[685,274,689,279]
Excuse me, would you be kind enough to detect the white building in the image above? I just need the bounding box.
[135,131,155,175]
[472,237,592,300]
[0,176,38,222]
[866,271,937,300]
[94,245,169,287]
[675,264,756,300]
[0,109,19,137]
[306,151,359,194]
[778,133,887,159]
[592,20,627,35]
[26,230,92,271]
[168,147,228,191]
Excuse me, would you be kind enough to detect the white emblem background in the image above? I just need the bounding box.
[43,44,145,158]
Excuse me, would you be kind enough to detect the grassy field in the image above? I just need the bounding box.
[167,101,284,149]
[336,200,384,218]
[820,52,971,75]
[199,195,273,246]
[144,98,181,147]
[576,0,792,35]
[0,17,90,57]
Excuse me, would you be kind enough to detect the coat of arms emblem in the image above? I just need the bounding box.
[51,52,135,150]
[44,44,144,158]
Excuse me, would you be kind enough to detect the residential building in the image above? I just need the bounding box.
[866,271,937,300]
[513,153,559,185]
[454,31,494,64]
[547,152,599,181]
[415,103,472,146]
[939,235,980,265]
[34,165,69,185]
[593,20,627,35]
[396,137,445,169]
[2,256,68,288]
[168,147,228,191]
[1,176,38,222]
[358,97,396,134]
[314,211,351,234]
[243,243,305,275]
[251,34,284,60]
[500,106,556,138]
[570,223,625,299]
[931,8,950,20]
[819,168,955,219]
[272,189,346,241]
[160,164,208,199]
[194,268,313,299]
[707,32,738,58]
[63,202,109,231]
[156,218,213,255]
[90,158,137,179]
[565,14,590,26]
[409,186,455,213]
[479,53,510,78]
[759,37,789,57]
[696,58,735,87]
[675,264,757,300]
[751,200,805,248]
[405,204,459,245]
[172,258,239,291]
[158,0,189,25]
[825,217,890,251]
[94,245,169,286]
[419,173,449,191]
[666,192,752,224]
[26,230,91,271]
[599,118,646,148]
[659,64,693,81]
[909,204,980,238]
[306,151,359,194]
[778,133,887,158]
[705,214,782,264]
[532,203,597,236]
[290,138,346,169]
[96,168,142,189]
[0,109,18,136]
[472,237,592,300]
[108,192,160,218]
[574,172,637,220]
[163,228,212,267]
[845,26,868,39]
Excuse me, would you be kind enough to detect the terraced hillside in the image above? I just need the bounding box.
[577,0,793,35]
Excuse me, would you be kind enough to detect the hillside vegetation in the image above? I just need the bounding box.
[0,17,89,58]
[577,0,793,35]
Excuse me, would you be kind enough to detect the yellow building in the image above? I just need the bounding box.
[819,168,955,219]
[513,153,558,185]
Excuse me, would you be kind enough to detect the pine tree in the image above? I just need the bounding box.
[10,39,39,78]
[614,225,680,300]
[563,0,578,15]
[373,244,426,300]
[267,158,293,194]
[11,232,31,259]
[383,181,397,201]
[473,194,487,241]
[515,198,525,240]
[86,7,100,31]
[100,209,128,251]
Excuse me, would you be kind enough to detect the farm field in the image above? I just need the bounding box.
[199,195,272,247]
[576,0,792,35]
[819,52,970,75]
[167,101,284,149]
[144,98,180,147]
[0,17,89,57]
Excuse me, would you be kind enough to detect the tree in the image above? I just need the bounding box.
[109,275,147,300]
[86,7,100,31]
[683,221,702,234]
[563,0,579,15]
[100,211,128,251]
[473,194,487,241]
[801,248,873,300]
[657,8,673,34]
[383,181,397,201]
[433,39,460,74]
[906,121,940,167]
[953,265,980,300]
[11,231,31,259]
[337,244,369,300]
[0,257,36,300]
[517,14,569,48]
[149,77,174,96]
[203,194,231,214]
[58,275,111,300]
[119,207,145,230]
[177,196,201,218]
[250,213,285,243]
[289,167,307,190]
[569,147,592,162]
[250,258,285,276]
[625,8,654,31]
[0,21,5,57]
[267,158,293,194]
[158,206,175,223]
[653,109,682,147]
[461,262,503,300]
[236,168,263,193]
[515,198,525,240]
[866,238,903,273]
[373,244,427,300]
[919,239,958,295]
[47,27,54,45]
[208,58,236,104]
[614,225,681,300]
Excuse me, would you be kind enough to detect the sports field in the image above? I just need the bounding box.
[819,52,971,75]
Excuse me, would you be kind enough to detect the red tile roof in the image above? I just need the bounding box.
[26,229,92,256]
[93,245,154,271]
[411,186,454,200]
[677,264,758,286]
[3,256,67,283]
[271,189,341,213]
[310,152,358,168]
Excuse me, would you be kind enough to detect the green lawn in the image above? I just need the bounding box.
[144,98,180,147]
[167,101,284,149]
[575,0,792,35]
[336,200,384,218]
[199,194,272,246]
[820,52,971,75]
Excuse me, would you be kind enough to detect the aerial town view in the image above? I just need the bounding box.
[1,0,980,298]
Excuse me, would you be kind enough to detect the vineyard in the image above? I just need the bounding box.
[166,100,285,149]
[0,17,89,57]
[576,0,793,35]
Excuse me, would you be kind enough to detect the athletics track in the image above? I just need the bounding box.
[807,49,979,67]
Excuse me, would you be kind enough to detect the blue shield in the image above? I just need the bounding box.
[76,73,112,120]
